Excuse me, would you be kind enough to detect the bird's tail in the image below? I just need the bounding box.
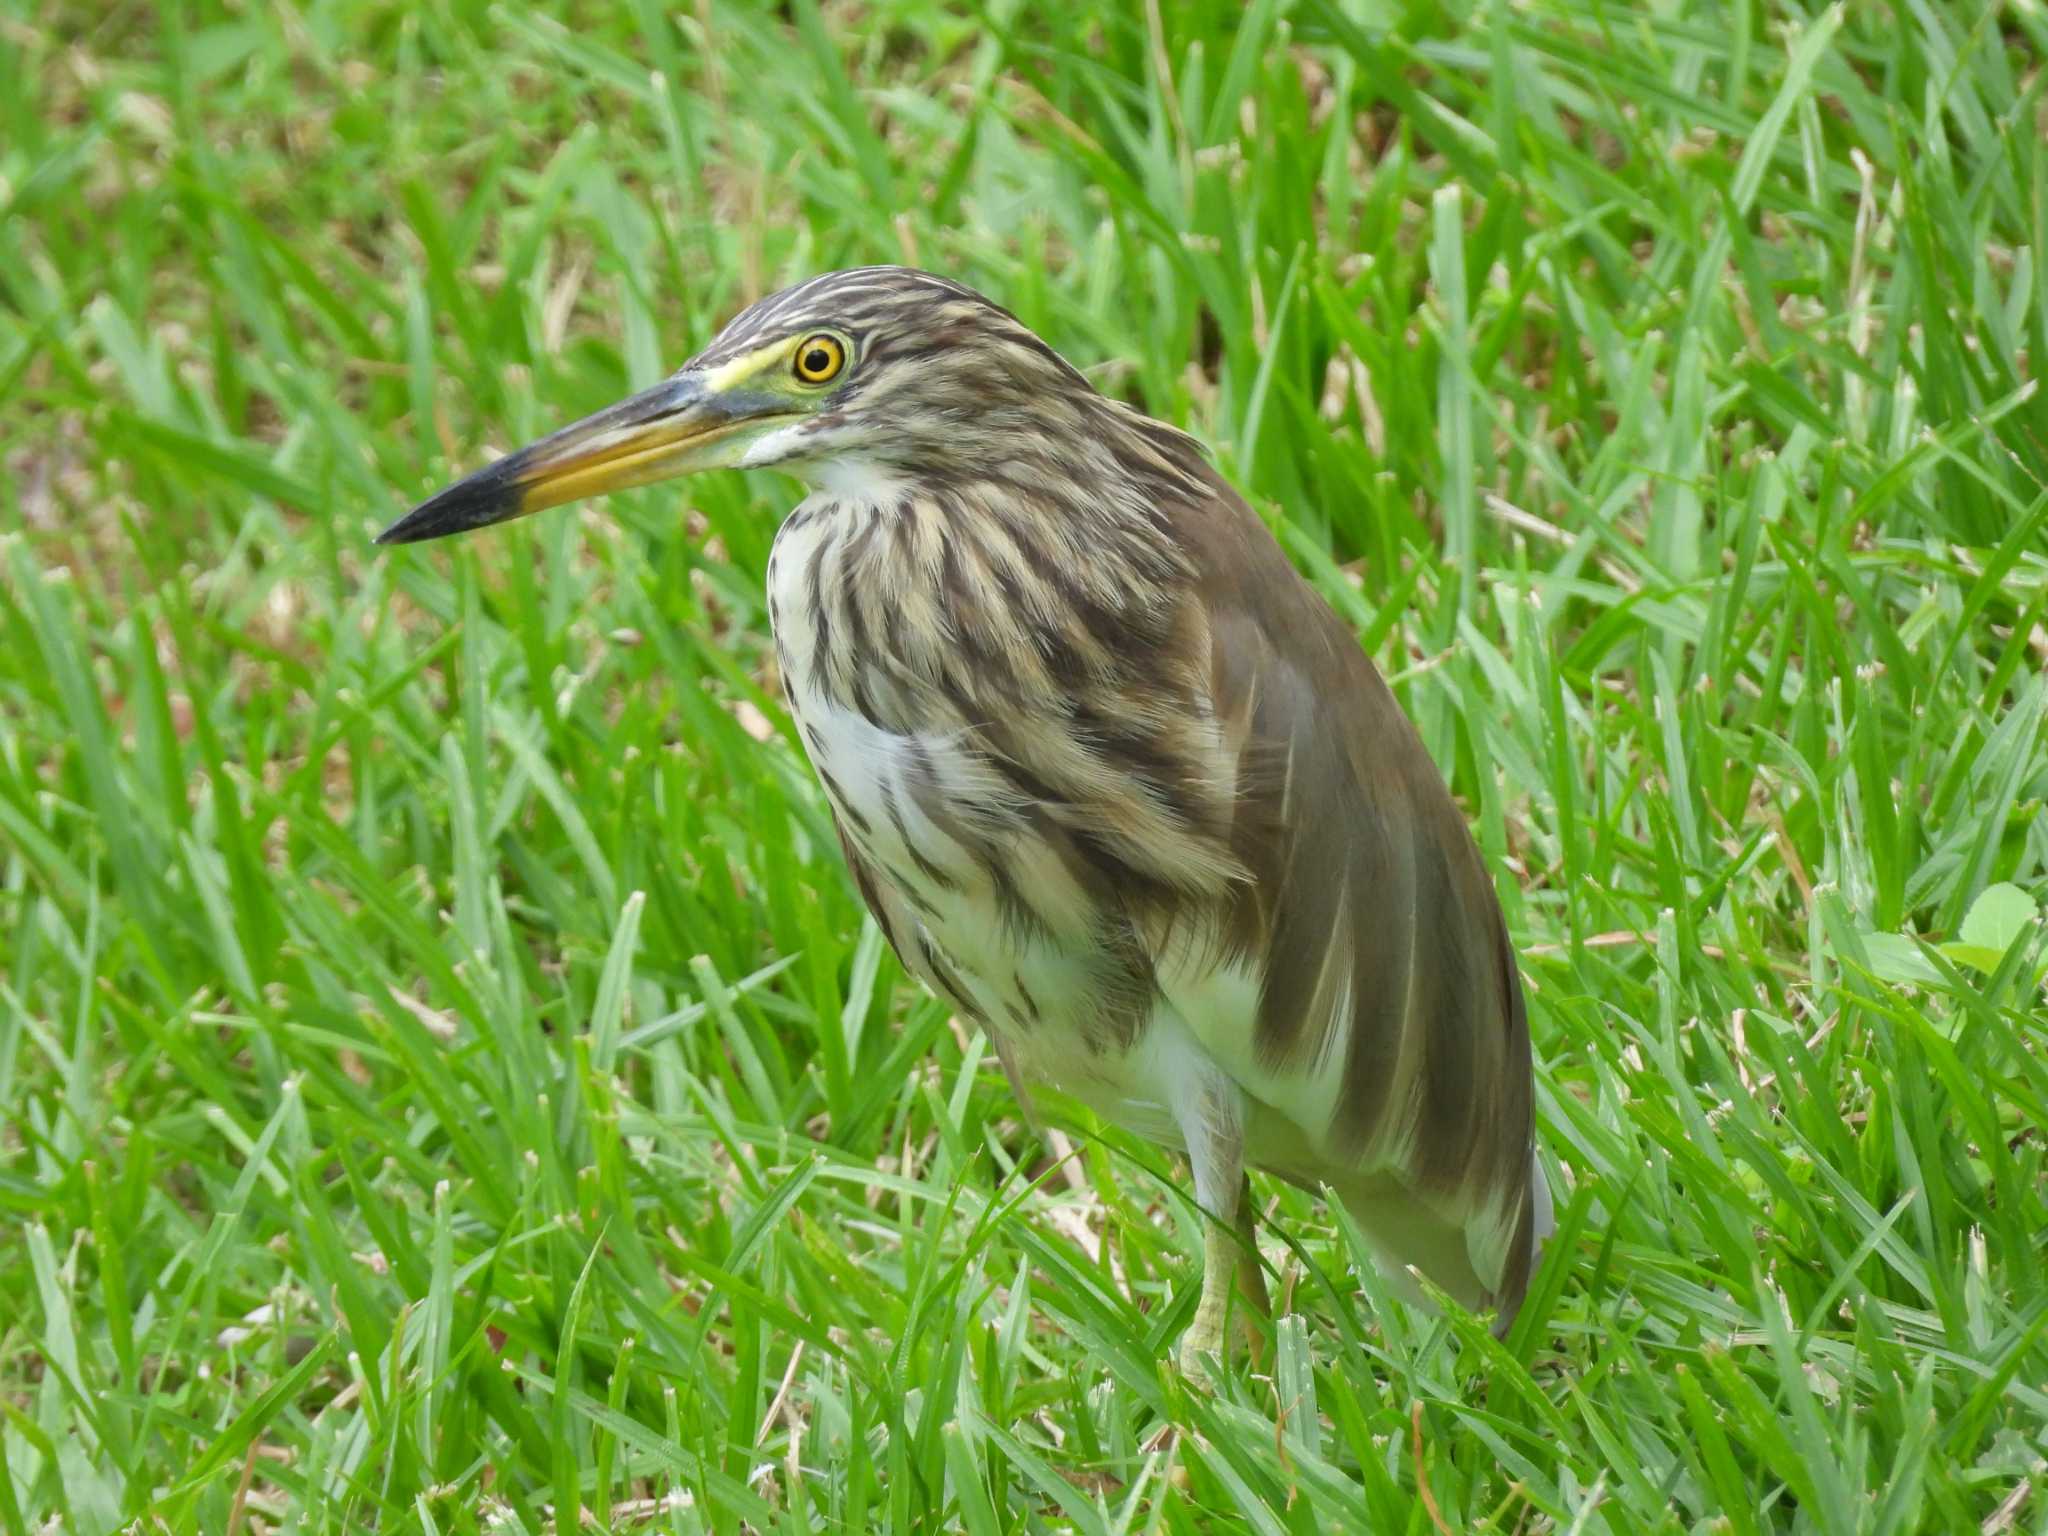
[1487,1149,1554,1338]
[1337,1147,1552,1337]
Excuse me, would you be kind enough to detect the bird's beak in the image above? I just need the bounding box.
[376,372,791,545]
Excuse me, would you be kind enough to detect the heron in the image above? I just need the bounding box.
[380,267,1549,1380]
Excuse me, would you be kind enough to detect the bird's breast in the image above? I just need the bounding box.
[764,487,956,728]
[779,657,1147,1097]
[765,492,1160,1088]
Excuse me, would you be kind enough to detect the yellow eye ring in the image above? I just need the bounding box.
[792,334,846,384]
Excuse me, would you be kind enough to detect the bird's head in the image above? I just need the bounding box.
[376,266,1108,545]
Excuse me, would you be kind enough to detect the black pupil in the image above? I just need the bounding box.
[803,346,832,375]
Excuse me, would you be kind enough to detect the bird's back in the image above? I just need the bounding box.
[1166,458,1548,1320]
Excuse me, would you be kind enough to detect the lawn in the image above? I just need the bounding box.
[4,0,2047,1530]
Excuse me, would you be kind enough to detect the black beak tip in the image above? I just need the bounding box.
[372,513,424,546]
[375,464,523,546]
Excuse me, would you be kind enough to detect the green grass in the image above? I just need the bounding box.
[4,0,2047,1529]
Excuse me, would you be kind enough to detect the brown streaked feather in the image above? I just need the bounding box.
[806,427,1536,1313]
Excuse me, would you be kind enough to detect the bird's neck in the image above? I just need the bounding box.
[768,449,1196,733]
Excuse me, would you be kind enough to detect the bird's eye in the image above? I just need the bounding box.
[792,334,846,384]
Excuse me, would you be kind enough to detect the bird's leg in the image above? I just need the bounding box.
[1182,1201,1239,1385]
[1232,1177,1271,1370]
[1165,1043,1249,1386]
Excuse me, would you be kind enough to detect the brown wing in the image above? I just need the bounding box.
[1172,469,1542,1319]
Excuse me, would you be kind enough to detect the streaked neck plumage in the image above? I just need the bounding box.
[769,408,1209,732]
